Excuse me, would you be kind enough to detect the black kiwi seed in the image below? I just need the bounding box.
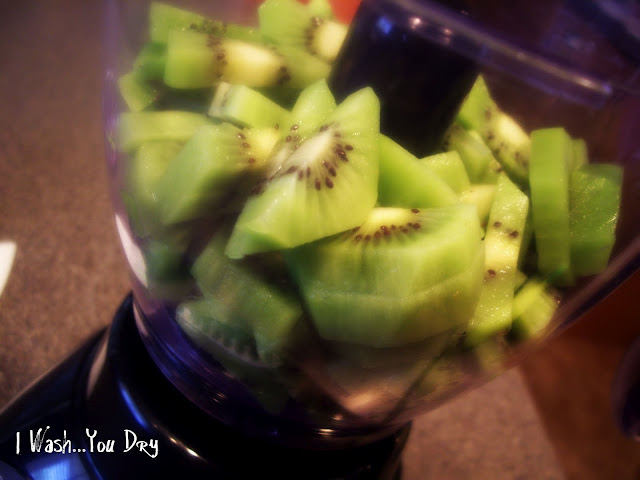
[325,177,334,188]
[487,269,496,277]
[345,145,353,151]
[248,157,256,164]
[411,208,420,214]
[290,124,299,131]
[315,178,321,190]
[509,230,519,238]
[493,221,502,228]
[298,170,304,180]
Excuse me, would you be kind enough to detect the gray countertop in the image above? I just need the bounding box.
[1,1,638,478]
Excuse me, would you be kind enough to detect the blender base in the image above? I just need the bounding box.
[0,295,410,479]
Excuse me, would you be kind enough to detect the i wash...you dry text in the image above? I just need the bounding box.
[15,427,158,458]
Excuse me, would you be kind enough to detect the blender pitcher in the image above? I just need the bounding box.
[1,0,639,478]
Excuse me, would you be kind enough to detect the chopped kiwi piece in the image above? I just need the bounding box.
[133,43,167,81]
[191,230,303,365]
[456,76,530,186]
[226,86,380,258]
[285,205,485,347]
[465,174,529,346]
[117,110,210,152]
[118,70,163,112]
[149,2,225,44]
[459,184,496,227]
[571,138,589,171]
[176,298,292,414]
[529,127,574,285]
[280,78,337,140]
[442,123,494,182]
[511,278,559,340]
[164,31,288,89]
[420,151,471,194]
[124,141,182,237]
[378,135,459,208]
[259,0,348,63]
[209,82,289,128]
[154,123,269,225]
[143,237,194,300]
[569,164,622,277]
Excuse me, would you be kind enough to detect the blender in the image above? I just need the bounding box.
[1,0,639,478]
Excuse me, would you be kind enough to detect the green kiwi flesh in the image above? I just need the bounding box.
[569,164,622,277]
[420,151,471,194]
[117,110,210,152]
[377,135,458,208]
[225,86,380,258]
[285,205,485,347]
[258,0,348,63]
[456,76,530,186]
[442,123,494,182]
[164,31,288,89]
[209,82,290,128]
[124,141,182,237]
[154,123,267,225]
[118,71,163,112]
[529,127,574,285]
[511,278,559,340]
[465,174,529,346]
[459,184,496,227]
[191,230,303,365]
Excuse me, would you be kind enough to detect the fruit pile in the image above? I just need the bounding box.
[116,0,622,417]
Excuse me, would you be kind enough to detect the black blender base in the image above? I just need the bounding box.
[0,295,410,479]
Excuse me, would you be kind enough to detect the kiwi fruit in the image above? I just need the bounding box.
[190,229,303,365]
[209,82,289,128]
[117,110,210,152]
[118,70,164,112]
[571,138,589,171]
[285,205,485,347]
[123,140,183,237]
[377,135,459,208]
[153,122,272,225]
[149,2,226,44]
[456,76,530,186]
[420,151,471,194]
[259,0,348,64]
[510,278,559,340]
[164,30,289,89]
[465,174,529,346]
[569,163,622,277]
[441,123,494,182]
[133,42,167,82]
[225,86,380,258]
[529,127,574,285]
[458,184,496,227]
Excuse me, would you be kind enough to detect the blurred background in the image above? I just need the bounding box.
[1,1,640,478]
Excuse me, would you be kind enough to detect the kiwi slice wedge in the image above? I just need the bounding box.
[464,174,529,346]
[529,127,574,285]
[259,0,348,64]
[442,123,495,183]
[149,2,225,44]
[510,278,559,340]
[225,86,380,258]
[456,76,530,186]
[569,163,622,277]
[118,71,163,112]
[209,82,289,129]
[377,135,459,209]
[123,140,182,237]
[117,110,210,152]
[191,230,303,365]
[153,123,270,225]
[420,151,471,194]
[285,205,485,347]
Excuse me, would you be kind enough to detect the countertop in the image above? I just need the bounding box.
[1,1,639,478]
